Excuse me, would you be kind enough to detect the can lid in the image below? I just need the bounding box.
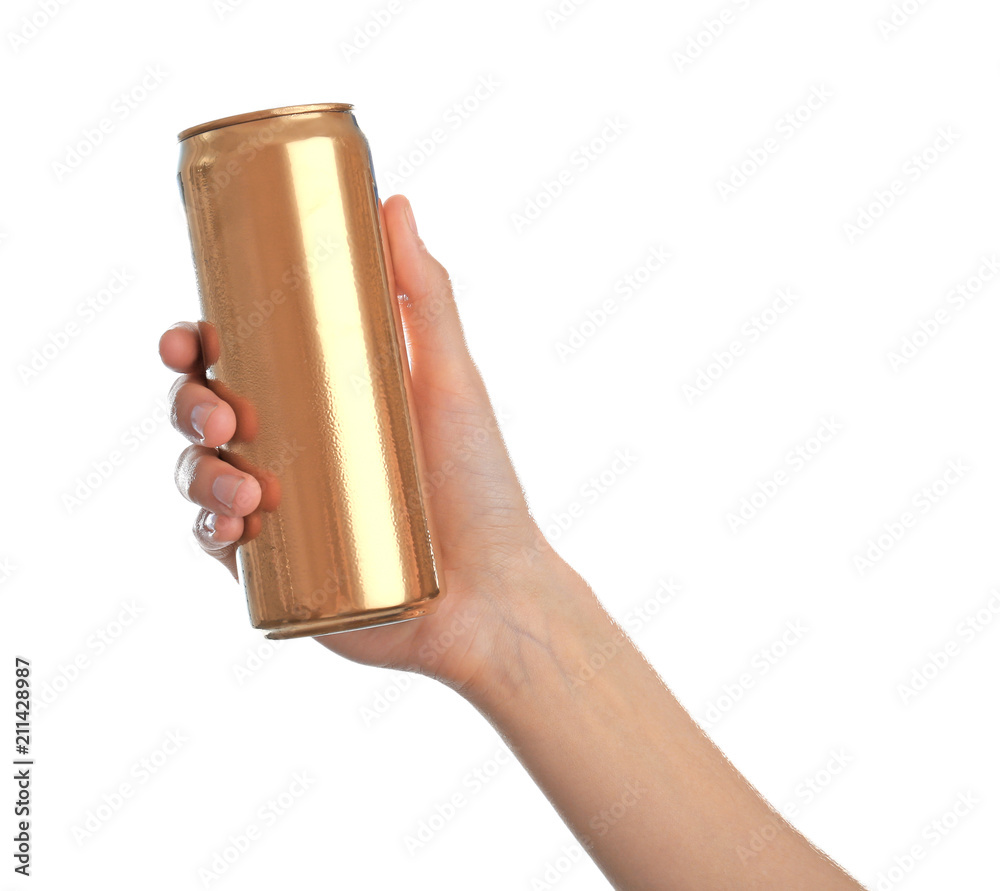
[177,103,355,141]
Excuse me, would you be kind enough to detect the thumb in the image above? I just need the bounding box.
[382,194,477,390]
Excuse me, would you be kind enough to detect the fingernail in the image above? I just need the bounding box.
[213,474,244,509]
[404,200,418,236]
[191,402,217,441]
[202,512,235,549]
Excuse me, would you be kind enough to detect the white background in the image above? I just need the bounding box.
[2,0,998,888]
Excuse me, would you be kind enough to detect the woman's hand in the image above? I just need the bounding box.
[162,194,867,890]
[160,194,567,696]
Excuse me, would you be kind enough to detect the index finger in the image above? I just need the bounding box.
[159,321,203,374]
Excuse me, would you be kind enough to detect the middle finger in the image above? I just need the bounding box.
[175,445,262,517]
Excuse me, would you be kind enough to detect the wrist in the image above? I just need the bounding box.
[457,549,614,716]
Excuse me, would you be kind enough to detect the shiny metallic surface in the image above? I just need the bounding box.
[177,104,444,639]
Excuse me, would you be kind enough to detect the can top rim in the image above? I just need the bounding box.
[177,103,355,141]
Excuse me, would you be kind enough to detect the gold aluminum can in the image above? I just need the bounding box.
[177,103,444,639]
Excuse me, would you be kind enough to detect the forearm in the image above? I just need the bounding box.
[463,556,863,890]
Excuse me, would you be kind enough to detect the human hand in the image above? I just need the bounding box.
[160,194,567,695]
[161,195,867,891]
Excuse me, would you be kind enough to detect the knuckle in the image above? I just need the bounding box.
[175,444,211,497]
[167,373,189,405]
[167,374,199,431]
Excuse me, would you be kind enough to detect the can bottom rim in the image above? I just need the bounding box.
[260,596,441,640]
